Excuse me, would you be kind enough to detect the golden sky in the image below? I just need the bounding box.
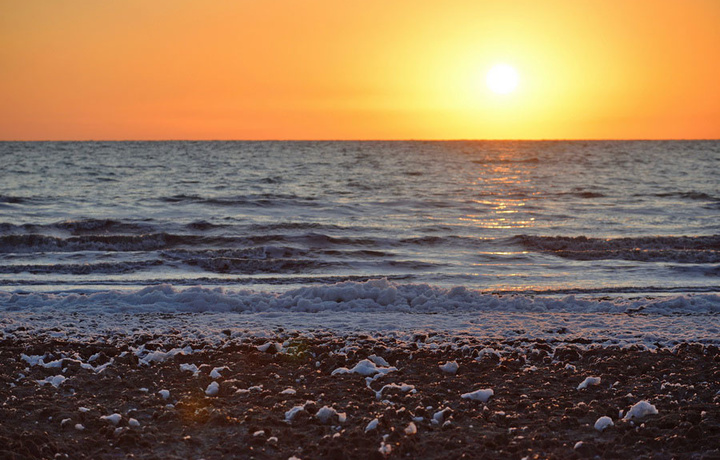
[1,0,719,140]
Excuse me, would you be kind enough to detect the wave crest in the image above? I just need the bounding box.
[2,279,718,315]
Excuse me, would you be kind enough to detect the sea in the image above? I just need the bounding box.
[1,140,719,319]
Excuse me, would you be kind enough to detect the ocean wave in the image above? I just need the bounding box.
[159,193,319,207]
[185,220,228,231]
[247,222,347,232]
[0,195,49,206]
[0,230,460,254]
[0,195,29,204]
[472,158,540,165]
[1,279,718,315]
[556,191,606,199]
[516,235,720,263]
[650,191,719,201]
[0,219,155,235]
[0,233,187,253]
[0,260,162,275]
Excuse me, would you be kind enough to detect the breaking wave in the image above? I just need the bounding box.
[516,235,720,263]
[1,279,718,315]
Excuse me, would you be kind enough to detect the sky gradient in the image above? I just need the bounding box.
[1,0,719,140]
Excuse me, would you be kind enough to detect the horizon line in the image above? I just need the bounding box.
[1,138,719,142]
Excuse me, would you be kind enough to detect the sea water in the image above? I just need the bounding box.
[0,141,718,314]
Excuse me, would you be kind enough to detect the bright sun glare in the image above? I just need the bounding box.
[486,64,519,94]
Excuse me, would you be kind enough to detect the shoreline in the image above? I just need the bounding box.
[1,321,719,459]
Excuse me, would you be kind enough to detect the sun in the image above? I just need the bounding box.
[486,64,519,94]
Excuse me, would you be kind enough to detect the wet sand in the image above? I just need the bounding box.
[1,333,719,459]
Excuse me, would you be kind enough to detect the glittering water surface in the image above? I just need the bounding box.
[1,140,718,295]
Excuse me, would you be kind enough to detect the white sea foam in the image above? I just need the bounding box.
[2,280,719,348]
[2,280,718,315]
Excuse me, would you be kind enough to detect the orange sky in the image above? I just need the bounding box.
[1,0,719,140]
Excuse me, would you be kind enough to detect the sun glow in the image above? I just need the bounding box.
[0,1,719,140]
[486,64,519,94]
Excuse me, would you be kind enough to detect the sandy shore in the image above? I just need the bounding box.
[1,330,719,459]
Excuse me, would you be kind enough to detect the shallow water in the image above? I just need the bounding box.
[0,140,718,298]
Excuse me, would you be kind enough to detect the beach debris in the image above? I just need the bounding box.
[461,388,494,403]
[623,401,658,420]
[594,416,614,431]
[577,376,601,390]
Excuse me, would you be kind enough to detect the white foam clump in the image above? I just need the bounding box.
[315,406,347,424]
[6,279,719,315]
[368,355,390,367]
[179,363,200,376]
[209,366,228,379]
[439,361,459,374]
[461,388,494,403]
[22,354,113,374]
[205,381,220,396]
[137,345,194,366]
[577,377,601,390]
[36,375,67,388]
[284,400,315,422]
[100,413,122,426]
[332,359,397,377]
[476,348,501,360]
[374,383,416,400]
[594,416,614,431]
[623,401,658,420]
[432,408,451,424]
[257,342,282,353]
